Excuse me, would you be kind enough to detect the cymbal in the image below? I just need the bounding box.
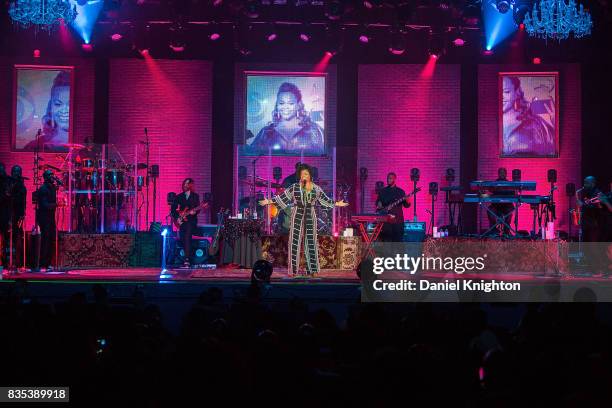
[40,164,61,172]
[241,177,282,189]
[58,143,85,149]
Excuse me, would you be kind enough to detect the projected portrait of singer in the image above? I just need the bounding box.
[14,67,72,152]
[249,82,324,154]
[500,74,557,157]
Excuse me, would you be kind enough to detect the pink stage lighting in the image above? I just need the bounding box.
[209,32,221,41]
[33,49,41,58]
[111,33,123,41]
[533,57,542,64]
[82,43,93,52]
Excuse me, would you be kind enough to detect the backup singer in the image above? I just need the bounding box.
[259,164,348,277]
[171,178,200,268]
[37,170,58,271]
[375,172,411,242]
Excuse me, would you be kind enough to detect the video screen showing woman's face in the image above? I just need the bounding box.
[500,73,558,158]
[245,74,326,156]
[14,67,72,152]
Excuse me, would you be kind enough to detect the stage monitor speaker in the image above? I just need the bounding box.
[150,165,160,178]
[129,232,162,267]
[547,169,557,183]
[174,238,210,265]
[403,221,426,242]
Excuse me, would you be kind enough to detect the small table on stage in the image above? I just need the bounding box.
[352,214,393,260]
[220,218,263,268]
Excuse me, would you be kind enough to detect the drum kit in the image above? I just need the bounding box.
[53,142,138,233]
[238,175,347,235]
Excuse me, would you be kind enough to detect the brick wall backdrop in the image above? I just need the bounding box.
[0,57,95,231]
[233,63,338,213]
[109,59,213,227]
[478,64,581,233]
[357,64,461,229]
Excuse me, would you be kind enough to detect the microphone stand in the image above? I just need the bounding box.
[251,154,263,219]
[32,130,42,272]
[144,128,150,229]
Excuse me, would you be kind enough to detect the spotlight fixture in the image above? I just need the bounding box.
[388,26,407,55]
[363,0,383,9]
[209,22,221,41]
[428,31,446,59]
[234,23,253,56]
[452,27,466,46]
[81,43,93,52]
[33,49,41,58]
[452,37,465,46]
[110,20,123,41]
[169,22,186,52]
[324,24,344,56]
[299,23,311,42]
[358,24,370,43]
[244,0,259,19]
[325,0,344,21]
[495,0,513,14]
[252,259,273,283]
[513,4,528,25]
[533,57,541,64]
[265,24,278,42]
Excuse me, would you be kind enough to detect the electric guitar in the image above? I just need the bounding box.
[377,187,422,215]
[173,201,209,228]
[209,208,229,256]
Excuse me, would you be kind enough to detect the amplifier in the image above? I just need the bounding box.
[403,221,426,242]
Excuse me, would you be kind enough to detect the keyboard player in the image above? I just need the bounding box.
[486,168,515,236]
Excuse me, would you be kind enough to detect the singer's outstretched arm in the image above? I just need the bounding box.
[270,184,295,209]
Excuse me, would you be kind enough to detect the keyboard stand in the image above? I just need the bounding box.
[355,220,385,260]
[478,199,518,238]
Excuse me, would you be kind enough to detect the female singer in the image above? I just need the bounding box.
[259,163,348,277]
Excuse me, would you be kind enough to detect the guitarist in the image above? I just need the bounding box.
[376,172,411,242]
[171,178,200,267]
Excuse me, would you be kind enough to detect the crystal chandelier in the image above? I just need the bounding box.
[9,0,77,32]
[523,0,593,40]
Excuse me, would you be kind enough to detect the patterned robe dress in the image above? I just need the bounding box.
[272,183,335,275]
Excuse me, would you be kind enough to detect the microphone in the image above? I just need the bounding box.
[301,178,307,187]
[51,175,63,186]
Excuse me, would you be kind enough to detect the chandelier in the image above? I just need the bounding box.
[523,0,593,40]
[8,0,77,32]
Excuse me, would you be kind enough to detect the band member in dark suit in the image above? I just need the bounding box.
[576,176,605,243]
[487,168,515,236]
[8,166,27,268]
[376,172,411,242]
[0,163,10,266]
[37,170,58,271]
[171,178,200,267]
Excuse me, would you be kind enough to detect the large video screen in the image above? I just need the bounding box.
[499,72,559,158]
[13,65,74,152]
[244,72,326,155]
